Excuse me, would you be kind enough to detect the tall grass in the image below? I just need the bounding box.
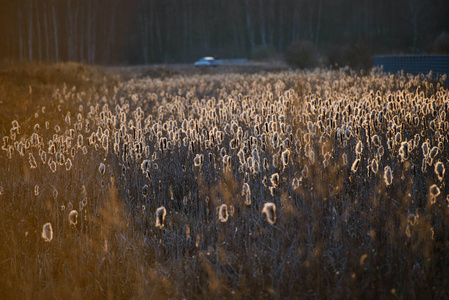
[0,64,448,299]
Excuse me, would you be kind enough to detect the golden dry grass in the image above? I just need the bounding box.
[0,63,448,299]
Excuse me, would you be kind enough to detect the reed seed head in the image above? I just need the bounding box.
[41,223,53,242]
[69,210,78,225]
[155,206,167,228]
[262,202,276,225]
[384,166,393,186]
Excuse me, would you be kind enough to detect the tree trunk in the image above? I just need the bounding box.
[244,0,255,50]
[139,7,149,64]
[43,1,50,63]
[18,1,24,61]
[315,0,322,46]
[87,2,92,63]
[28,0,33,62]
[259,0,266,46]
[35,0,42,61]
[52,3,59,62]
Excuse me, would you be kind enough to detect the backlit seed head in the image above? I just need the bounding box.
[281,149,290,166]
[141,160,150,173]
[218,204,228,223]
[49,161,57,173]
[194,154,203,167]
[237,148,245,165]
[384,166,393,186]
[262,202,276,225]
[399,142,409,161]
[142,185,149,197]
[351,158,361,173]
[77,134,84,147]
[422,142,429,157]
[65,158,72,171]
[69,210,78,225]
[99,163,106,175]
[242,183,251,206]
[301,165,309,179]
[12,120,19,129]
[41,223,53,242]
[371,159,379,174]
[395,132,402,144]
[28,153,37,169]
[430,146,439,159]
[434,161,445,181]
[292,177,300,189]
[407,213,419,226]
[377,146,384,158]
[355,140,363,155]
[429,184,440,199]
[270,173,279,187]
[155,206,166,228]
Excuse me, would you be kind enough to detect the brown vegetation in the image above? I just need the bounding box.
[0,63,448,299]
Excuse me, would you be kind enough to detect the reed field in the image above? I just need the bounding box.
[0,63,448,299]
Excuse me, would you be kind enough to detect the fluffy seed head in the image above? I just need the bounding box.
[372,135,381,147]
[155,206,166,228]
[65,158,72,171]
[194,154,203,167]
[434,161,445,181]
[395,132,402,144]
[28,153,37,169]
[371,159,379,174]
[301,166,309,178]
[430,146,439,158]
[422,142,429,157]
[98,163,106,175]
[384,166,393,186]
[262,202,276,225]
[292,177,300,189]
[242,183,251,206]
[281,149,290,166]
[69,210,78,225]
[429,184,440,198]
[270,173,279,187]
[399,142,409,161]
[407,213,419,226]
[41,223,53,242]
[351,158,361,173]
[218,204,228,223]
[355,140,363,155]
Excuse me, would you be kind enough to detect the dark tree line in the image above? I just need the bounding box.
[0,0,448,65]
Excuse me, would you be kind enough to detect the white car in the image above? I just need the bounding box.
[194,57,218,67]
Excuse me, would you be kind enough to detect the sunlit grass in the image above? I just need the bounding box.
[0,63,448,299]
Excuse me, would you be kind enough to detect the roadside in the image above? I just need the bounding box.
[107,60,290,80]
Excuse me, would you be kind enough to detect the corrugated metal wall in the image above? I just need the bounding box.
[374,55,449,78]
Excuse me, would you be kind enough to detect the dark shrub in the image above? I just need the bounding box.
[251,45,277,61]
[433,32,449,54]
[328,43,373,71]
[285,40,318,69]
